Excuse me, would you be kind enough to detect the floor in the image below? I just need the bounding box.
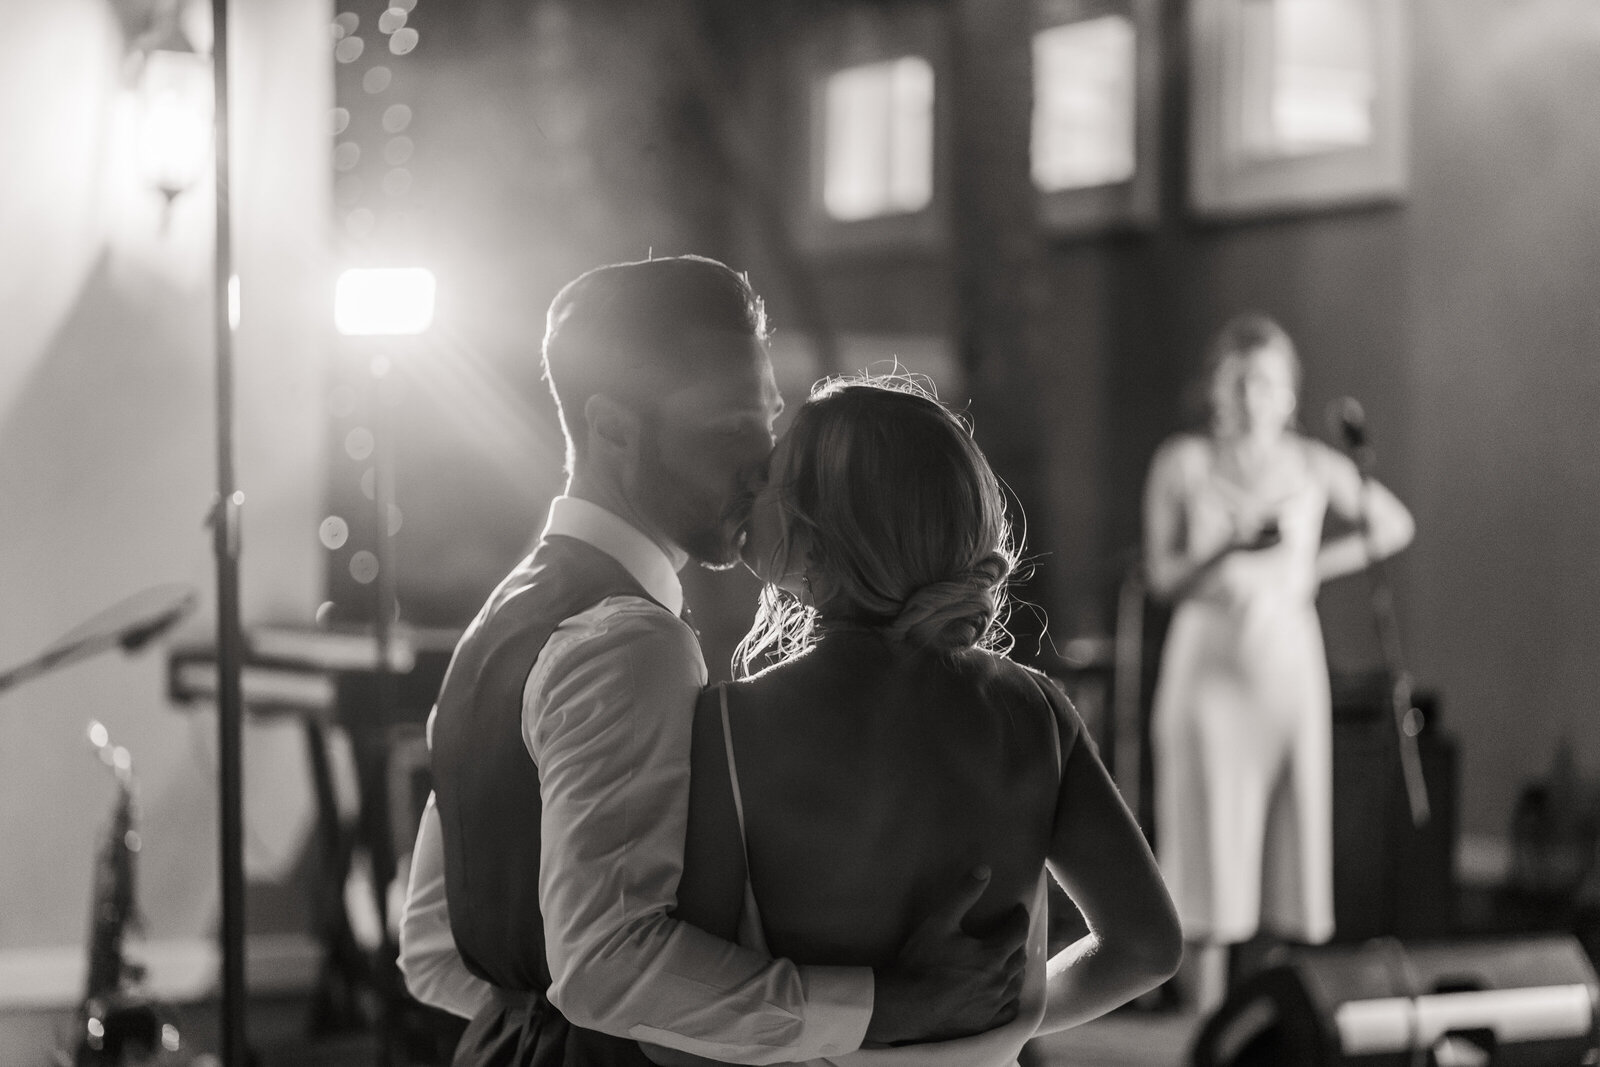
[1,998,1201,1066]
[1029,1009,1199,1066]
[0,996,391,1067]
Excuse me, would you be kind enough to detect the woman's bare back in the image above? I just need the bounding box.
[698,629,1067,968]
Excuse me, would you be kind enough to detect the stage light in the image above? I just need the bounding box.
[134,13,212,206]
[334,267,436,336]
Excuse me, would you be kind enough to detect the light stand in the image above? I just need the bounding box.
[332,270,437,692]
[193,0,251,1062]
[332,268,435,1065]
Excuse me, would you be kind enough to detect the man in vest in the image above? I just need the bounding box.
[401,256,1025,1066]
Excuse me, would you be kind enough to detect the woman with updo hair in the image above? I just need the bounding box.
[652,377,1181,1067]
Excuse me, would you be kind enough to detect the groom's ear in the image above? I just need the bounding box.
[585,394,641,457]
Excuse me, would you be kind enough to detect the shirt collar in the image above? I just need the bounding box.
[541,496,685,616]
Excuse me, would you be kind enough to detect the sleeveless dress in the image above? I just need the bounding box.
[1150,434,1338,947]
[711,683,1060,1067]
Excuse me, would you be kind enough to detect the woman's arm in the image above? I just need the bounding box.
[1036,705,1182,1035]
[1315,445,1415,583]
[1143,438,1277,603]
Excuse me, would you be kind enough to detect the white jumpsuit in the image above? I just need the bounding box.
[1148,433,1350,946]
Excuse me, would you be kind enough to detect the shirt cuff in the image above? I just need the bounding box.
[794,964,874,1058]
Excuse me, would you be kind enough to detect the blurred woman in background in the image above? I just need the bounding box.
[1142,315,1414,1012]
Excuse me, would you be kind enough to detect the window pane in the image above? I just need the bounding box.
[1241,0,1375,158]
[822,56,935,220]
[1031,15,1138,192]
[887,57,935,213]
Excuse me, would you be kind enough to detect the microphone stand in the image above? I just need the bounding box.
[1346,433,1431,830]
[1111,559,1147,827]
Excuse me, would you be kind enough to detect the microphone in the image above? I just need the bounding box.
[1326,396,1367,451]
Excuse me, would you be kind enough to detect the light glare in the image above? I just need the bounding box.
[335,267,436,335]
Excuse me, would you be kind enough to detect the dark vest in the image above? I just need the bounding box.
[431,534,664,1067]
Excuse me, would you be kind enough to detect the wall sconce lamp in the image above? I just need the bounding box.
[134,7,213,211]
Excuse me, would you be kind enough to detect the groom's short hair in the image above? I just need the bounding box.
[542,255,768,470]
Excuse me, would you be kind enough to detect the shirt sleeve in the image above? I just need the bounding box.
[397,791,495,1020]
[529,600,874,1063]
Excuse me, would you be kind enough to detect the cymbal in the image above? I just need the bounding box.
[0,583,197,696]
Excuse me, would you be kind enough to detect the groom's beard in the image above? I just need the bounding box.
[632,444,752,572]
[679,487,752,571]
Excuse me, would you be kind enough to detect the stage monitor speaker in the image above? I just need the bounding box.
[1191,935,1600,1067]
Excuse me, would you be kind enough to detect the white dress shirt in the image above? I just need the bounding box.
[398,496,874,1062]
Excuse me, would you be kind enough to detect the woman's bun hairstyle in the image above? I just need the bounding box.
[888,551,1013,653]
